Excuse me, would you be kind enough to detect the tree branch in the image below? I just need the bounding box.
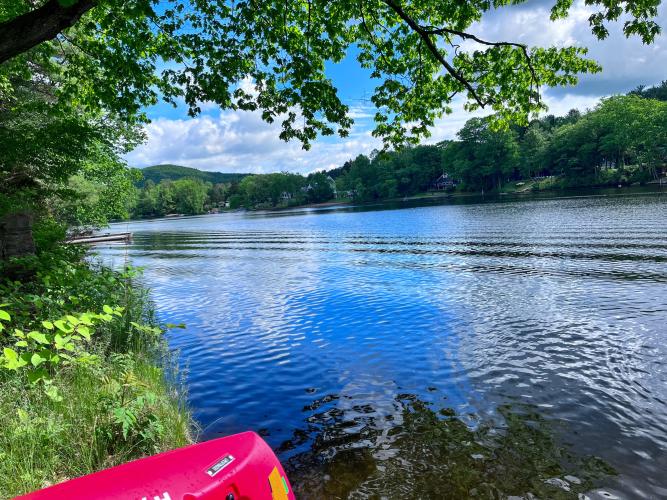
[382,0,489,107]
[0,0,97,64]
[425,26,539,98]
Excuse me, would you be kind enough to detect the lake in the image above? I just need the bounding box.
[99,190,667,498]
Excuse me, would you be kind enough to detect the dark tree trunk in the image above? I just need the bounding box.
[0,0,96,64]
[0,212,35,260]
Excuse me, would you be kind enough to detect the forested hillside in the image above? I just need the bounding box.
[137,164,248,187]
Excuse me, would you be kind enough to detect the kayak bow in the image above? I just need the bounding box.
[17,431,295,500]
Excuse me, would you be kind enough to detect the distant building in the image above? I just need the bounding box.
[301,176,338,198]
[280,191,293,201]
[326,176,338,198]
[430,173,456,190]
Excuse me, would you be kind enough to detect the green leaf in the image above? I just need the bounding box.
[2,347,17,361]
[42,321,54,330]
[77,325,91,341]
[66,315,79,325]
[15,341,28,347]
[54,334,71,350]
[27,331,49,345]
[44,385,63,402]
[31,353,47,367]
[53,320,72,333]
[79,314,94,326]
[113,407,137,439]
[103,305,113,314]
[0,310,10,321]
[2,348,27,370]
[27,368,48,384]
[165,323,187,329]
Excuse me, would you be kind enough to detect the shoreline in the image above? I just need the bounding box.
[116,183,666,224]
[279,183,666,210]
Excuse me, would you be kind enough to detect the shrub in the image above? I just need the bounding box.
[0,248,191,497]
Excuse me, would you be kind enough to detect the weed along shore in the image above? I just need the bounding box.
[0,241,192,498]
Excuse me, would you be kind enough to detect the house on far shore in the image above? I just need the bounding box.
[327,175,338,198]
[301,175,339,198]
[280,191,293,202]
[429,173,456,191]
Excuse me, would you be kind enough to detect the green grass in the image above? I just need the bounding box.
[0,355,191,498]
[0,245,192,499]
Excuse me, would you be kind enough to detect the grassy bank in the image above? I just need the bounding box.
[0,240,191,498]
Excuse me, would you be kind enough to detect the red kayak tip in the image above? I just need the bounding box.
[17,431,295,500]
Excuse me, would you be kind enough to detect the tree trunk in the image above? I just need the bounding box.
[0,0,96,64]
[0,212,35,260]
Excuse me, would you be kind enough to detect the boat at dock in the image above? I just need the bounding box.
[66,232,132,245]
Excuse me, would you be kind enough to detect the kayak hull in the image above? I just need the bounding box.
[17,431,295,500]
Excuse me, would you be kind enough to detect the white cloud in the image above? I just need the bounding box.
[471,0,667,96]
[126,107,382,174]
[126,0,667,173]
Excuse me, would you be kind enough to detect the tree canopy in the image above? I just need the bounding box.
[0,51,142,226]
[1,0,662,149]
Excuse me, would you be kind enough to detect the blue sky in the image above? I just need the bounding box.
[126,0,667,174]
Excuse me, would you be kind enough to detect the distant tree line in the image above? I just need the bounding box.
[128,82,667,217]
[332,86,667,199]
[133,179,214,217]
[227,172,335,209]
[130,171,337,217]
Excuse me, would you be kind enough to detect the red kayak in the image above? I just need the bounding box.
[17,431,295,500]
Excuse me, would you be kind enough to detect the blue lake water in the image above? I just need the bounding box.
[99,191,667,498]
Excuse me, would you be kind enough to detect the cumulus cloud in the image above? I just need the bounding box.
[126,0,667,173]
[125,106,382,173]
[473,0,667,96]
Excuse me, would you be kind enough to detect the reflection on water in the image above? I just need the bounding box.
[283,393,615,499]
[99,191,667,498]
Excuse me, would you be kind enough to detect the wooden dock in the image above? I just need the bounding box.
[66,232,132,245]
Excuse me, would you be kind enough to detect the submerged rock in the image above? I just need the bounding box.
[544,477,571,491]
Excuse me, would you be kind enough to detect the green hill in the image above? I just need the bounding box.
[137,164,249,186]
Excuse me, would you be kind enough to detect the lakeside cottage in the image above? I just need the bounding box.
[300,175,338,198]
[327,176,338,199]
[429,173,456,190]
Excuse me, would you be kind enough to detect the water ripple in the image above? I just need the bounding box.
[98,193,667,498]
